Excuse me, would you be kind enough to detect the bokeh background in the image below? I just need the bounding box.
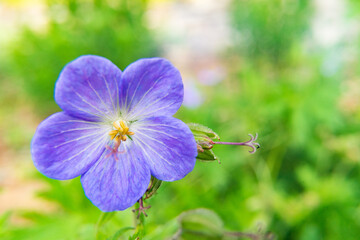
[1,0,360,239]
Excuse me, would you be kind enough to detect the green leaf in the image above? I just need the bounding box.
[107,227,134,240]
[96,212,116,229]
[0,211,11,236]
[96,212,117,239]
[177,208,224,239]
[145,220,180,240]
[187,123,220,140]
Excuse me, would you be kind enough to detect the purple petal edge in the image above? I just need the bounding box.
[31,112,108,180]
[55,55,121,122]
[119,58,184,121]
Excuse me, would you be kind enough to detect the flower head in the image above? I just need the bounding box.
[31,55,197,212]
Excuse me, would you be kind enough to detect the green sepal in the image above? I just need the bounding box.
[144,176,162,200]
[194,135,214,142]
[187,123,220,140]
[196,149,219,162]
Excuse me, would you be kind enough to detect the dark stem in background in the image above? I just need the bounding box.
[224,231,275,240]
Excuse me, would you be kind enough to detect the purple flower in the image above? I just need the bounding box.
[31,55,197,212]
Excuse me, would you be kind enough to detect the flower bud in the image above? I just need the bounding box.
[187,123,221,163]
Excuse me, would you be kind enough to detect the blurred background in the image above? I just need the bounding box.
[1,0,360,239]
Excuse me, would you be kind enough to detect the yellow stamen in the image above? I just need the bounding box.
[120,120,126,129]
[109,120,134,144]
[109,130,118,135]
[113,122,122,131]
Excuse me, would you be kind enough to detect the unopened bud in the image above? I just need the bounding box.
[188,123,260,165]
[188,123,221,163]
[187,123,220,140]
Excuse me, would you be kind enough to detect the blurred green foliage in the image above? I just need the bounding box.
[1,0,157,116]
[1,0,360,239]
[231,0,311,63]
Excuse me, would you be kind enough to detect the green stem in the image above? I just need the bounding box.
[130,201,146,239]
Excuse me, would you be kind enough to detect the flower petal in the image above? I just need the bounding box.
[55,55,121,121]
[131,116,197,181]
[81,143,151,212]
[119,58,184,121]
[31,112,109,180]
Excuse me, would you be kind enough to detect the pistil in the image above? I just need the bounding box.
[213,133,260,154]
[196,133,260,155]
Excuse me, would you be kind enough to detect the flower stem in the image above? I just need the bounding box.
[132,214,145,239]
[130,197,150,239]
